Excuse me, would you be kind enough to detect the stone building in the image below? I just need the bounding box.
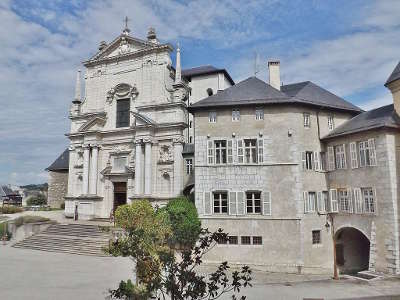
[188,61,400,275]
[46,149,69,208]
[56,24,232,220]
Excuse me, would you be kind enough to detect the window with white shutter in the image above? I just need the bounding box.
[258,139,264,163]
[308,192,316,212]
[204,192,212,215]
[237,140,244,164]
[314,152,320,171]
[350,142,358,169]
[263,191,271,215]
[304,191,309,213]
[227,140,233,164]
[327,147,335,171]
[368,139,377,166]
[335,144,347,169]
[322,191,329,212]
[353,188,362,213]
[301,152,306,170]
[317,191,326,213]
[338,189,351,212]
[229,192,237,215]
[207,140,214,165]
[236,192,245,215]
[329,189,338,212]
[362,187,376,213]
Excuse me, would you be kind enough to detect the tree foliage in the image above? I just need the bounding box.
[26,194,47,206]
[107,199,252,300]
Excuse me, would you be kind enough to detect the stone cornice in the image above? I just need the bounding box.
[69,111,106,121]
[138,102,187,111]
[83,44,173,67]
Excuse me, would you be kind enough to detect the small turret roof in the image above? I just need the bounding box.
[385,61,400,86]
[46,149,69,171]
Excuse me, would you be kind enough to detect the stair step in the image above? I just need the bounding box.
[13,245,108,256]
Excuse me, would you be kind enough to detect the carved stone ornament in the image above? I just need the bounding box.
[159,167,172,177]
[112,144,131,154]
[173,136,185,144]
[118,37,131,55]
[106,83,139,104]
[158,145,173,164]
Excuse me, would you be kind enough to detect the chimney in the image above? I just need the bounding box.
[268,60,281,90]
[385,62,400,115]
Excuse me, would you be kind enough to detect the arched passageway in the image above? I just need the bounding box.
[335,227,370,274]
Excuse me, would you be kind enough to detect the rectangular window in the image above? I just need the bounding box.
[317,191,326,213]
[305,151,314,170]
[228,236,238,245]
[237,140,244,163]
[303,112,311,128]
[207,140,214,164]
[320,152,327,171]
[215,140,227,164]
[186,159,193,175]
[113,156,127,172]
[246,191,261,214]
[328,115,335,130]
[335,144,347,169]
[304,191,316,213]
[362,188,375,213]
[227,140,233,164]
[116,99,130,128]
[232,109,240,121]
[359,139,377,167]
[209,111,217,123]
[353,188,363,213]
[253,236,262,245]
[189,136,193,144]
[350,142,358,169]
[312,230,321,244]
[189,121,192,128]
[330,189,338,212]
[327,146,335,171]
[241,236,251,245]
[339,189,351,212]
[217,235,227,244]
[213,192,228,214]
[244,139,257,163]
[255,108,264,120]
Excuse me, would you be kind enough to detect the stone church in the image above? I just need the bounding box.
[47,22,400,275]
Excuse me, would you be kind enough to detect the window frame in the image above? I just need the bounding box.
[303,112,311,128]
[232,109,240,122]
[328,115,335,131]
[246,191,262,214]
[312,230,321,245]
[214,140,227,164]
[362,187,375,213]
[241,236,251,245]
[116,98,130,128]
[209,111,217,123]
[213,192,228,214]
[252,236,263,245]
[186,158,193,175]
[255,108,264,120]
[244,139,258,164]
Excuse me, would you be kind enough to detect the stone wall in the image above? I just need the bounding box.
[47,171,68,208]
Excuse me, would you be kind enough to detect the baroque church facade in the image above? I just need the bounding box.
[47,24,400,275]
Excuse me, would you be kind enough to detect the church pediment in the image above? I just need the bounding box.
[131,112,156,127]
[89,35,151,62]
[78,116,107,132]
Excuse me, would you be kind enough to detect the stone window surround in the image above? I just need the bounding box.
[303,112,311,128]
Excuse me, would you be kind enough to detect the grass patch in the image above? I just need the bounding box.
[0,206,24,214]
[0,222,12,240]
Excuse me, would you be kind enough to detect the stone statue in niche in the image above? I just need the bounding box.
[118,37,131,54]
[158,145,173,164]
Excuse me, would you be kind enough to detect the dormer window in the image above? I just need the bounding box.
[232,109,240,121]
[207,88,213,96]
[209,111,217,123]
[116,99,130,128]
[328,115,335,130]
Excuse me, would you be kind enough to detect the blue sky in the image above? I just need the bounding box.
[0,0,399,185]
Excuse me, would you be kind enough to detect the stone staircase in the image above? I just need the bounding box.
[12,223,111,256]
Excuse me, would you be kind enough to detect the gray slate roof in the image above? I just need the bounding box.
[182,65,235,85]
[46,149,70,171]
[322,104,400,139]
[189,77,362,113]
[385,62,400,86]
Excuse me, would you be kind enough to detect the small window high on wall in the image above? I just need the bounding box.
[116,99,130,128]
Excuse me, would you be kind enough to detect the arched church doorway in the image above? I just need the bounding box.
[335,227,370,274]
[113,182,127,212]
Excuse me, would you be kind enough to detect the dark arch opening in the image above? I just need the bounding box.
[335,227,370,274]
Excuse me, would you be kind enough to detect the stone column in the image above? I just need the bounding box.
[134,139,143,195]
[82,145,90,195]
[89,145,98,194]
[144,138,152,195]
[173,136,184,196]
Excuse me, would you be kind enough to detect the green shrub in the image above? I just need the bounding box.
[26,194,47,206]
[161,197,201,248]
[60,202,65,209]
[0,205,23,214]
[0,222,12,240]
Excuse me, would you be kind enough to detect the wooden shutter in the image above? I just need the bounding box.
[229,192,237,215]
[350,142,358,169]
[257,139,264,163]
[368,138,377,166]
[347,188,353,213]
[236,192,245,215]
[327,147,335,171]
[342,144,347,169]
[227,140,233,164]
[301,152,306,170]
[353,188,362,213]
[207,140,214,165]
[317,191,324,212]
[314,152,320,171]
[203,192,212,215]
[330,189,338,212]
[263,191,271,216]
[237,140,244,164]
[373,188,377,214]
[303,191,309,213]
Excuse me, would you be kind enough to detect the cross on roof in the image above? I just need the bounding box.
[124,16,129,29]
